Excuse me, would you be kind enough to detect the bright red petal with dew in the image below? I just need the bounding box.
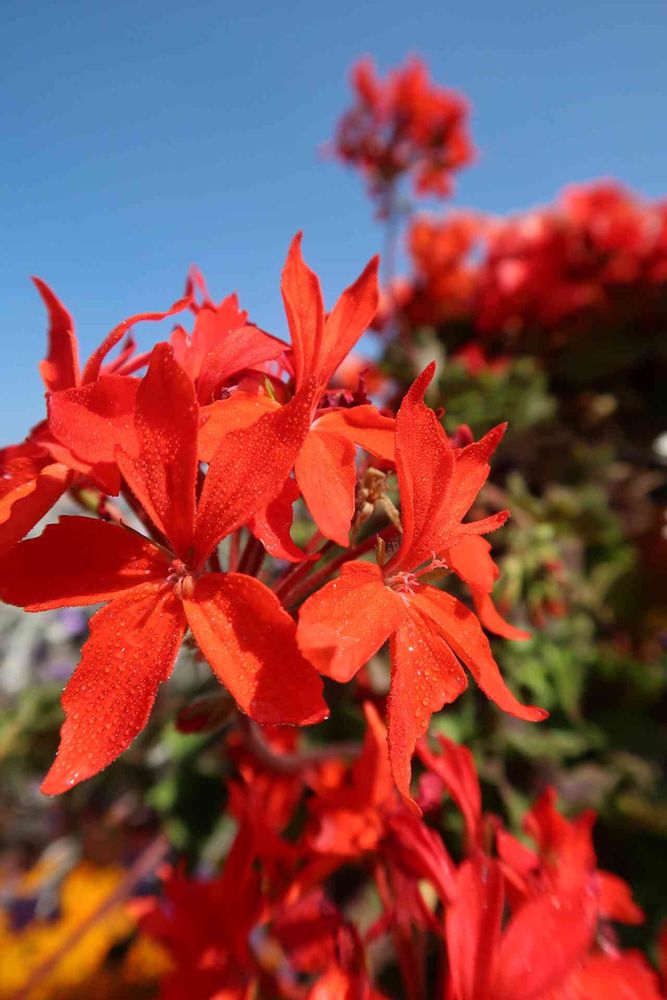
[41,585,186,793]
[295,429,357,547]
[116,344,198,559]
[0,516,170,610]
[0,440,49,500]
[413,587,547,722]
[195,325,287,403]
[314,404,395,462]
[388,603,467,803]
[387,363,455,575]
[170,292,248,379]
[449,422,506,525]
[33,277,80,392]
[447,535,497,592]
[249,477,309,562]
[0,462,71,555]
[298,561,406,682]
[194,381,316,565]
[198,392,281,463]
[184,572,327,725]
[448,539,530,639]
[446,857,504,1000]
[472,589,531,642]
[281,233,325,389]
[319,255,379,386]
[492,887,597,1000]
[82,295,191,384]
[48,376,139,473]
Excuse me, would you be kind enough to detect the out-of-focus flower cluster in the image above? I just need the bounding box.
[389,182,667,363]
[7,718,664,998]
[330,56,474,213]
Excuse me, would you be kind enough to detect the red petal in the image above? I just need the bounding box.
[295,429,357,547]
[0,462,71,555]
[352,701,394,808]
[194,380,316,565]
[41,439,120,497]
[48,375,139,469]
[314,404,395,462]
[0,440,49,500]
[41,585,186,793]
[297,561,406,682]
[597,871,645,925]
[319,255,379,386]
[198,392,281,463]
[116,344,198,559]
[0,516,169,609]
[184,573,327,725]
[554,951,662,999]
[195,325,287,403]
[448,538,530,639]
[492,886,597,999]
[417,734,482,851]
[170,292,248,379]
[471,588,531,642]
[281,233,325,390]
[458,510,510,537]
[249,477,310,562]
[387,363,455,574]
[446,857,504,1000]
[450,423,506,524]
[281,234,379,389]
[388,603,467,803]
[32,277,80,392]
[82,295,191,384]
[447,535,497,592]
[413,587,547,722]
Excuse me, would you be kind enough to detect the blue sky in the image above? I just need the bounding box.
[2,0,666,441]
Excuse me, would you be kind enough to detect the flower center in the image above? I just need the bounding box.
[167,559,196,600]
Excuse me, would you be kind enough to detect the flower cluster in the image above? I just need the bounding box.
[392,181,667,357]
[0,235,540,802]
[132,717,664,999]
[330,56,474,212]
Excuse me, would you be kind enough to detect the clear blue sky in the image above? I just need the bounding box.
[2,0,666,441]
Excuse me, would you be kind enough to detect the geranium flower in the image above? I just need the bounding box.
[0,279,189,553]
[169,269,289,404]
[297,363,545,801]
[199,234,395,550]
[0,344,327,793]
[331,57,474,210]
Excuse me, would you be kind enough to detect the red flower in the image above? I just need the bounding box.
[497,786,645,927]
[331,57,474,211]
[298,363,546,802]
[0,344,327,793]
[199,235,395,549]
[446,855,598,1000]
[169,277,289,404]
[0,279,190,553]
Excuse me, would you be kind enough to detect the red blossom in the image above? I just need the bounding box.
[331,57,474,211]
[200,234,394,549]
[0,343,327,792]
[298,363,546,803]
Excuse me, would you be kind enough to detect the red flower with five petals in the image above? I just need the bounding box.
[0,343,327,793]
[297,363,546,802]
